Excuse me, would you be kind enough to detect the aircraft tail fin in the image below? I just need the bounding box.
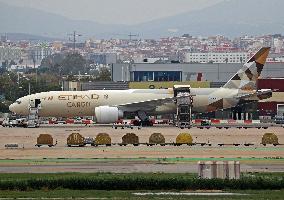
[223,47,270,90]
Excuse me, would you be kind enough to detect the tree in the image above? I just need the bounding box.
[0,101,10,113]
[9,60,17,66]
[1,60,8,72]
[0,72,61,102]
[19,59,23,64]
[40,53,87,76]
[60,53,86,75]
[39,53,65,74]
[96,67,111,81]
[0,67,6,75]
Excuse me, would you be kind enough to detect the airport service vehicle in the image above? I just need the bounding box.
[1,118,11,127]
[201,120,211,126]
[84,137,94,146]
[274,116,284,124]
[57,120,67,125]
[16,118,28,128]
[2,117,28,128]
[9,47,273,124]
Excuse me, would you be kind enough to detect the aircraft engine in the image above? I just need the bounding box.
[95,106,124,124]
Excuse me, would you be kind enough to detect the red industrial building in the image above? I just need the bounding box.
[257,78,284,117]
[211,78,284,121]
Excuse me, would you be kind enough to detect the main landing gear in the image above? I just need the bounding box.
[134,111,154,127]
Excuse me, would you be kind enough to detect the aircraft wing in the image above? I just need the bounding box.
[235,89,273,101]
[116,95,193,112]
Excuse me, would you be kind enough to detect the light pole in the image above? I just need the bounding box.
[68,31,82,53]
[22,76,31,95]
[28,81,31,95]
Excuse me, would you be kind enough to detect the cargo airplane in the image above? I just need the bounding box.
[9,47,272,124]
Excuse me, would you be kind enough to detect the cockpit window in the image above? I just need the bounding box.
[16,100,21,104]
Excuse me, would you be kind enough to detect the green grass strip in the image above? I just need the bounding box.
[0,172,283,191]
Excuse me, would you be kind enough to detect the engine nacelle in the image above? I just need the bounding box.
[95,106,123,124]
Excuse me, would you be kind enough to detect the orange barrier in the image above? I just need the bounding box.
[66,119,75,124]
[211,119,220,124]
[48,120,57,124]
[228,119,236,124]
[82,119,93,125]
[194,119,203,124]
[244,120,252,124]
[115,119,124,124]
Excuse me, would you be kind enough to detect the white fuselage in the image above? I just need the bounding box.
[9,88,242,117]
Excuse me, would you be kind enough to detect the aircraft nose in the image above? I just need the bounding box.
[9,103,17,113]
[9,102,23,114]
[9,99,29,115]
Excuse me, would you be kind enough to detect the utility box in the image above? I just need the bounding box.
[198,161,240,179]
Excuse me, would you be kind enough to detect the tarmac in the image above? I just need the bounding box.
[0,124,283,173]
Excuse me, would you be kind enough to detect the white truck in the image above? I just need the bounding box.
[2,118,28,128]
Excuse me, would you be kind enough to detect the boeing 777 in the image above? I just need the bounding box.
[9,47,272,124]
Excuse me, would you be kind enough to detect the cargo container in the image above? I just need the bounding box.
[67,133,85,147]
[36,134,54,147]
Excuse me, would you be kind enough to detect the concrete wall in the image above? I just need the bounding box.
[129,81,210,89]
[198,161,240,179]
[112,63,131,82]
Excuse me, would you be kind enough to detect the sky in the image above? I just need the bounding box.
[0,0,224,25]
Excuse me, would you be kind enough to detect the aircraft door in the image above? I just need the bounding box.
[29,99,42,109]
[35,99,41,109]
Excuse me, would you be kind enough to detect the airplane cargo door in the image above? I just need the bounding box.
[35,99,41,108]
[277,104,284,116]
[29,99,41,109]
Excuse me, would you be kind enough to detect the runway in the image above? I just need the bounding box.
[0,158,283,173]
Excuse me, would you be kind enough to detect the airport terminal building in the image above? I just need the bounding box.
[111,62,284,83]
